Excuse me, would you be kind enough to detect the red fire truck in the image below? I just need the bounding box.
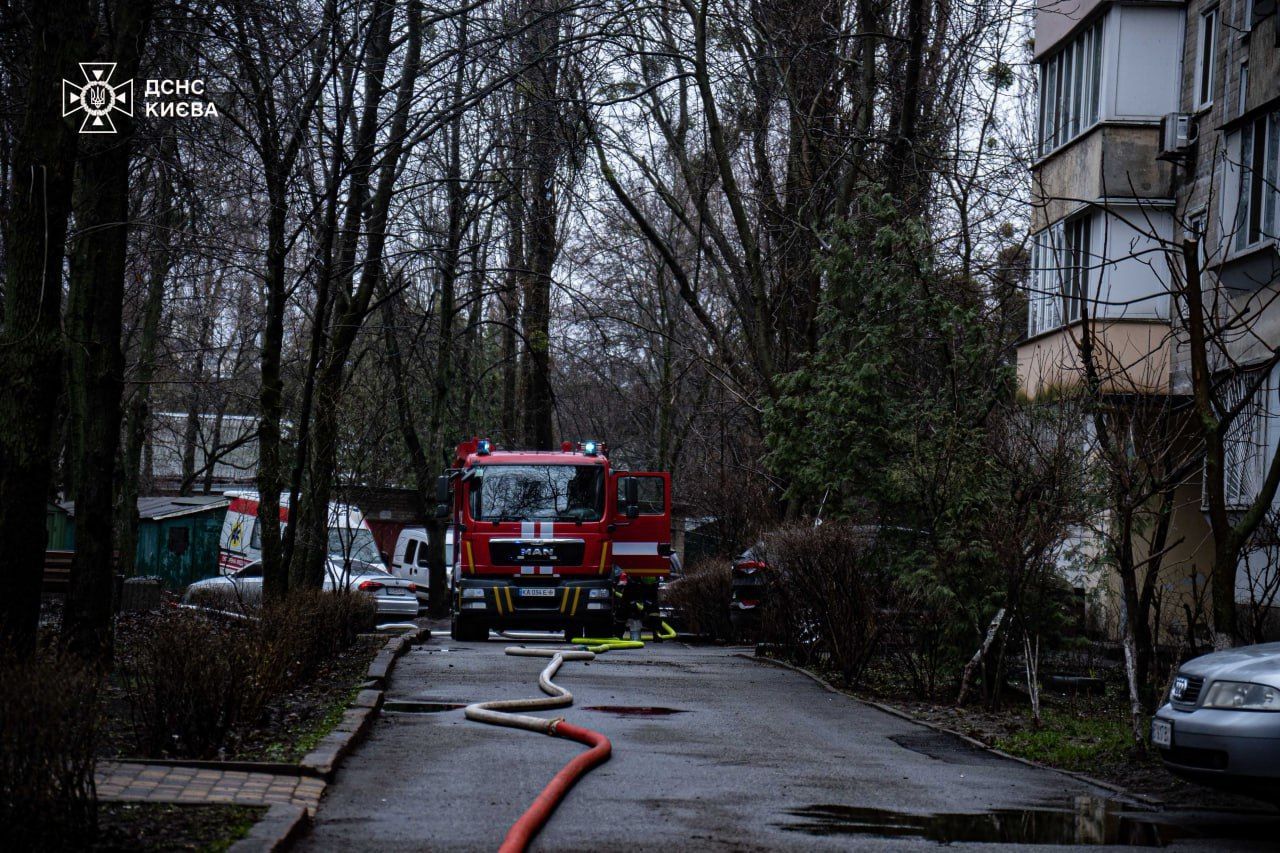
[440,438,672,641]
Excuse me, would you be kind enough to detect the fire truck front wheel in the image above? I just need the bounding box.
[451,613,489,642]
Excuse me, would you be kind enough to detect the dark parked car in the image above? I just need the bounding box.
[729,545,770,634]
[656,552,685,630]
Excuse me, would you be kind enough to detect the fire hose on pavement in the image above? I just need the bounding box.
[465,646,610,853]
[463,624,676,852]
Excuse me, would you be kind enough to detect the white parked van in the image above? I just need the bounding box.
[218,491,383,573]
[390,526,453,596]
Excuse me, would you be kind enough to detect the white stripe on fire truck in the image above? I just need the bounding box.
[613,542,660,556]
[521,521,535,538]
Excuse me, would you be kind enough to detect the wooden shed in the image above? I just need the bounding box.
[61,496,229,588]
[46,502,75,550]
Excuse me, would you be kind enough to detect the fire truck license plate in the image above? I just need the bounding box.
[520,588,556,597]
[1151,719,1172,748]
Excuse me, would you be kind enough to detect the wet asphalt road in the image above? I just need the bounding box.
[300,634,1280,851]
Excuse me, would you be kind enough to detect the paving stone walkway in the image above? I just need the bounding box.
[96,762,326,812]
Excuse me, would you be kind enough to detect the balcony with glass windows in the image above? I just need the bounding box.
[1017,209,1174,400]
[1212,107,1280,292]
[1031,5,1182,228]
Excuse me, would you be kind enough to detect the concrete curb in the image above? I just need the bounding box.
[228,803,311,853]
[742,652,1166,810]
[299,625,424,780]
[240,624,428,852]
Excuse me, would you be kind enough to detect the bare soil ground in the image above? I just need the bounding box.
[92,803,263,851]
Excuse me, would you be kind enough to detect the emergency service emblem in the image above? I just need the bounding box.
[228,519,244,549]
[63,63,134,134]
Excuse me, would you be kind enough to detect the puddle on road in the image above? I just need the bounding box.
[777,799,1194,846]
[383,701,466,714]
[583,705,686,717]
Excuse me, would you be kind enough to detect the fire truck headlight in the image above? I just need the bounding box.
[588,588,609,599]
[461,588,485,599]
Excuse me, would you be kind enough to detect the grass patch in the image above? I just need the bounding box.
[995,708,1136,772]
[257,684,362,764]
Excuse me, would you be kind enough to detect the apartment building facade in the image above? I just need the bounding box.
[1022,0,1280,636]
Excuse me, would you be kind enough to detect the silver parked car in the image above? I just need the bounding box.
[1152,642,1280,800]
[184,558,421,620]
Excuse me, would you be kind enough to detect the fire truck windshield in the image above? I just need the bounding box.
[470,464,604,522]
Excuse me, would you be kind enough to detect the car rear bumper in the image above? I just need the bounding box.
[456,577,611,627]
[1153,703,1280,788]
[373,594,421,618]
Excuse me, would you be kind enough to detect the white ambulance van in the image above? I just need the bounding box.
[218,492,383,573]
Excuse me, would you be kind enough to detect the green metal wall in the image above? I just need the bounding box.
[134,510,226,588]
[61,506,226,588]
[46,506,75,550]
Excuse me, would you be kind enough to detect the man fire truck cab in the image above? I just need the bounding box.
[441,438,672,641]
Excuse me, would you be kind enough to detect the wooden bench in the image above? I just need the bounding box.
[43,550,74,595]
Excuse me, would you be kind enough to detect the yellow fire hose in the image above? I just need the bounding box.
[570,620,677,653]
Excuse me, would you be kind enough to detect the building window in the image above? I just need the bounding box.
[1244,0,1273,29]
[1238,62,1248,117]
[1037,20,1102,155]
[1196,8,1217,108]
[1217,370,1272,509]
[1230,112,1280,253]
[1062,216,1091,323]
[1027,214,1094,336]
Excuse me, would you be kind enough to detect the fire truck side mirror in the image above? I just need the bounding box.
[435,475,450,504]
[623,477,640,518]
[434,503,449,519]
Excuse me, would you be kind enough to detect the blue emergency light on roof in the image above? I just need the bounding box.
[581,440,598,457]
[477,439,491,456]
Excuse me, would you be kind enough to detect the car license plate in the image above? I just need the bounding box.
[520,588,556,597]
[1151,718,1172,748]
[385,588,405,596]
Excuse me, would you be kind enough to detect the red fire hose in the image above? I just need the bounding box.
[497,720,612,853]
[464,647,614,853]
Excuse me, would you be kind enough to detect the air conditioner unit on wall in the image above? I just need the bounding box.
[1158,113,1197,160]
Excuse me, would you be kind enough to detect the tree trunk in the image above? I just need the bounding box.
[380,284,444,612]
[517,0,562,450]
[290,0,414,588]
[0,0,92,656]
[257,188,289,598]
[419,9,469,615]
[62,0,155,664]
[115,142,180,578]
[180,318,210,496]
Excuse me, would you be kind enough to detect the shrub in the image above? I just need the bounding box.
[665,560,734,640]
[119,610,261,758]
[758,522,899,685]
[0,650,101,850]
[882,577,965,701]
[260,589,377,683]
[120,588,377,759]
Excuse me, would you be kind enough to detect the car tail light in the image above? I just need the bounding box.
[358,580,384,591]
[407,582,417,592]
[739,599,760,608]
[734,560,767,575]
